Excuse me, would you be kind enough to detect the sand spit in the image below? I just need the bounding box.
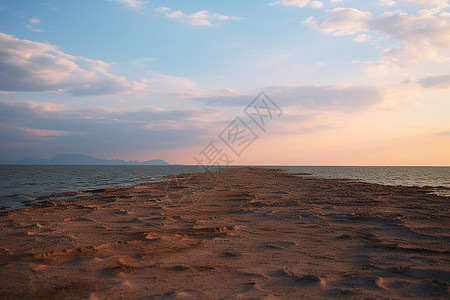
[0,167,448,299]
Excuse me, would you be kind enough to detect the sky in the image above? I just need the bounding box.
[0,0,449,165]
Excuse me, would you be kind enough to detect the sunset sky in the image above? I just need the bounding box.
[0,0,449,165]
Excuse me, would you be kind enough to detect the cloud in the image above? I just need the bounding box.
[265,85,384,110]
[419,74,450,89]
[380,0,449,11]
[193,83,410,139]
[143,73,206,97]
[311,1,324,8]
[302,8,372,36]
[131,57,156,67]
[27,18,42,32]
[370,10,450,49]
[304,8,450,49]
[155,7,240,26]
[20,128,85,138]
[367,10,450,73]
[0,100,217,160]
[436,130,450,136]
[270,0,311,7]
[195,84,385,111]
[379,0,396,6]
[269,0,325,8]
[0,33,145,96]
[303,7,450,74]
[110,0,145,9]
[399,0,449,12]
[354,33,370,42]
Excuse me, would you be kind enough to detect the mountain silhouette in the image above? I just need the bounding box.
[1,154,170,165]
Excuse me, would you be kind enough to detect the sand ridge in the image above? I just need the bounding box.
[0,167,449,299]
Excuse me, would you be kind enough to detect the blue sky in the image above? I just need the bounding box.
[0,0,449,165]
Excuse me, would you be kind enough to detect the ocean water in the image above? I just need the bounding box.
[0,165,449,210]
[277,166,450,189]
[0,165,220,210]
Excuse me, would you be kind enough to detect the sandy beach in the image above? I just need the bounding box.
[0,167,448,299]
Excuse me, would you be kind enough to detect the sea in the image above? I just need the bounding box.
[0,165,449,210]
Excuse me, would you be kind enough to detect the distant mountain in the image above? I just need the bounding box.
[1,154,170,165]
[141,159,170,165]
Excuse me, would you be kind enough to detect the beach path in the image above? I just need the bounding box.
[0,167,448,299]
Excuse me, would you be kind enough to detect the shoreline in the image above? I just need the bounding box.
[0,167,448,298]
[1,165,449,211]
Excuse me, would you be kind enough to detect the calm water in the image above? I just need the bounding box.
[0,165,221,210]
[0,165,449,210]
[277,166,450,189]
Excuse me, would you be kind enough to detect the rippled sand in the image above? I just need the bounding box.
[0,167,448,299]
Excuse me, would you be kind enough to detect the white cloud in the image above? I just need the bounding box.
[311,1,324,8]
[0,33,144,96]
[143,73,206,97]
[302,7,372,36]
[155,7,240,26]
[111,0,145,9]
[362,44,449,76]
[154,6,170,13]
[399,0,449,12]
[368,9,450,74]
[84,58,112,73]
[26,26,42,32]
[166,10,185,19]
[270,0,311,7]
[27,18,42,32]
[354,33,369,42]
[303,7,450,47]
[370,10,450,49]
[270,0,326,8]
[379,0,396,6]
[303,7,450,75]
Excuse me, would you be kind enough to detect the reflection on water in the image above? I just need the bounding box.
[0,165,448,209]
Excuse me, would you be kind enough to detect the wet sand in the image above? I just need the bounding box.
[0,167,449,299]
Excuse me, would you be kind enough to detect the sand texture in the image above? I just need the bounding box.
[0,167,449,299]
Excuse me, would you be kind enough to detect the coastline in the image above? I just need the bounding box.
[1,165,449,211]
[0,167,448,298]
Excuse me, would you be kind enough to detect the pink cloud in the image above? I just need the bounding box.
[21,128,85,137]
[0,33,145,96]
